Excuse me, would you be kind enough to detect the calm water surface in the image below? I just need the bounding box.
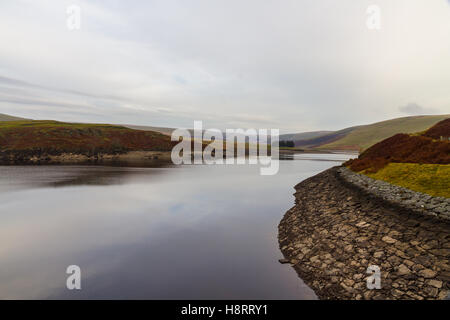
[0,154,355,299]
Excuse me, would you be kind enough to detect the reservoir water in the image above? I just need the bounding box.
[0,153,355,299]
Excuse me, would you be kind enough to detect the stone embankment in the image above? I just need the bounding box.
[278,166,449,300]
[338,167,450,221]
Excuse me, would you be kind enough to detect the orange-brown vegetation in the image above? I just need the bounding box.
[422,118,450,140]
[346,118,450,173]
[0,121,175,158]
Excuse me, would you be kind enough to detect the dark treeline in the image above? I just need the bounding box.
[280,140,295,148]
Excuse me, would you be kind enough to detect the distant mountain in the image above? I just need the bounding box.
[290,115,450,151]
[0,113,28,121]
[292,126,360,150]
[123,124,176,136]
[279,131,333,142]
[2,113,448,152]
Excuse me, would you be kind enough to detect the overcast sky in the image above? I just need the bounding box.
[0,0,449,133]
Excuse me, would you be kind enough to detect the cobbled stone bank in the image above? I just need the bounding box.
[278,166,450,300]
[338,167,450,221]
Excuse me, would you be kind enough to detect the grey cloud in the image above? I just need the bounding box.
[0,1,449,132]
[398,103,437,115]
[0,76,127,103]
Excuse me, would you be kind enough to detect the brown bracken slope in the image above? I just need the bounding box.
[345,118,450,173]
[0,120,175,157]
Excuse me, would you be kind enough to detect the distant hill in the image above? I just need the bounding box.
[2,113,448,153]
[293,126,360,150]
[291,115,450,151]
[346,118,450,172]
[0,113,29,121]
[0,120,174,158]
[123,124,176,136]
[279,131,333,142]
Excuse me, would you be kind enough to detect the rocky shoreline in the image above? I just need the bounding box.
[278,166,449,300]
[0,151,173,166]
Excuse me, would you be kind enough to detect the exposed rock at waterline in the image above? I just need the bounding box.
[278,167,449,300]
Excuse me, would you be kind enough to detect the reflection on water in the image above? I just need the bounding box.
[281,152,358,162]
[0,154,355,299]
[0,165,170,191]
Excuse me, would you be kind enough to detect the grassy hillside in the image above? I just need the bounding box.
[0,120,175,157]
[345,118,450,197]
[366,163,450,198]
[291,115,449,151]
[320,115,449,151]
[346,118,450,172]
[0,120,267,163]
[294,126,360,149]
[130,115,449,152]
[0,113,28,121]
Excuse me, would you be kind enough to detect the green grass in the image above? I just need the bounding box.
[320,115,449,151]
[363,163,450,198]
